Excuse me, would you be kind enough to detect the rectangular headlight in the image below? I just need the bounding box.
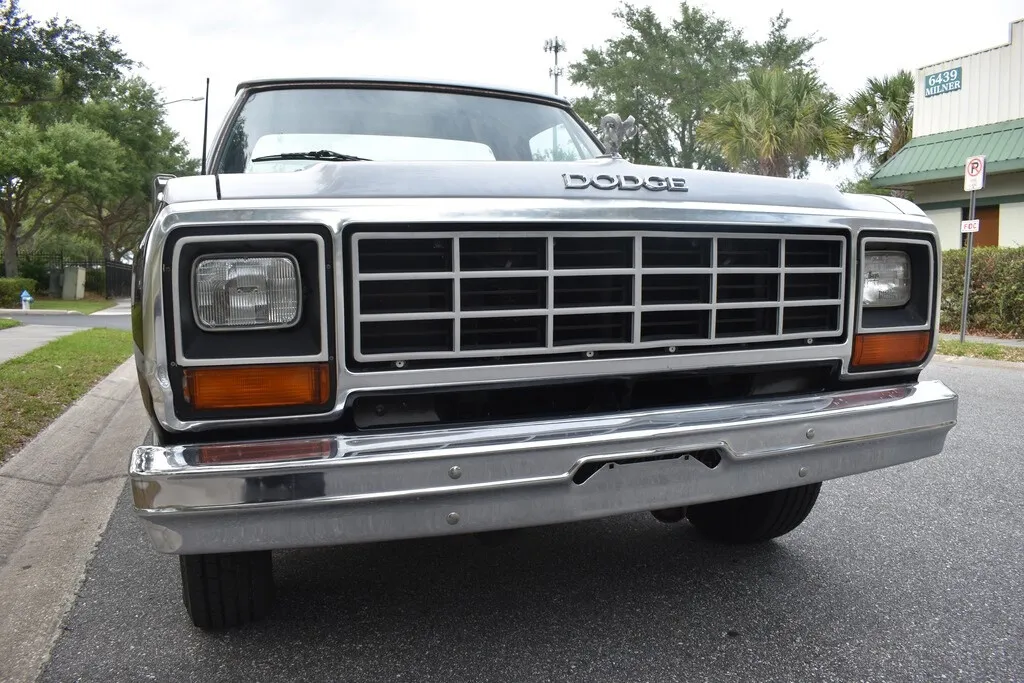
[193,255,300,330]
[862,251,910,308]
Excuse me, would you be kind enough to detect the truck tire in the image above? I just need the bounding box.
[685,482,822,544]
[179,551,274,629]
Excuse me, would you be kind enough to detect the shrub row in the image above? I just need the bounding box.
[0,278,37,308]
[940,246,1024,337]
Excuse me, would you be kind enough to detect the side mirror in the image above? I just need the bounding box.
[151,173,176,217]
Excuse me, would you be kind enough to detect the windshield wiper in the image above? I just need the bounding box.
[250,149,372,162]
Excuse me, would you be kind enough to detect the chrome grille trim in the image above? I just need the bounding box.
[350,229,847,364]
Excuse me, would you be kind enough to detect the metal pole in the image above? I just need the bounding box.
[545,37,565,157]
[552,42,558,155]
[553,39,560,94]
[959,189,977,343]
[201,77,210,174]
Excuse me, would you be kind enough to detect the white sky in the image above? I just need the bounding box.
[21,0,1024,185]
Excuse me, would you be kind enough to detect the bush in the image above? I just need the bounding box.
[85,268,105,295]
[0,278,37,308]
[18,255,51,293]
[940,247,1024,337]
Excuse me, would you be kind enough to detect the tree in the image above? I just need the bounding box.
[0,114,122,276]
[0,0,131,108]
[69,76,197,260]
[567,2,751,169]
[837,174,907,199]
[696,67,851,178]
[845,69,915,170]
[752,11,823,72]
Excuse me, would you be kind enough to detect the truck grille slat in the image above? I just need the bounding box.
[350,230,847,365]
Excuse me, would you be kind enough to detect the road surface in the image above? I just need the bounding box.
[1,312,130,331]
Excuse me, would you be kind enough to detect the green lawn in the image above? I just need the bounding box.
[0,318,21,331]
[0,328,133,462]
[936,339,1024,363]
[28,297,114,314]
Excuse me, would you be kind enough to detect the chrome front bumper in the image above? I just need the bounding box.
[130,380,958,555]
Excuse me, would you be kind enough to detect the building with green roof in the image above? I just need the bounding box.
[871,19,1024,250]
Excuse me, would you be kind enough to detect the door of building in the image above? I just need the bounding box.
[962,205,1000,247]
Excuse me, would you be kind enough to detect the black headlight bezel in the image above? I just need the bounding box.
[848,230,937,374]
[857,232,936,333]
[160,223,337,421]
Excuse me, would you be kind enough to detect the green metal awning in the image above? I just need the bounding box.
[870,117,1024,188]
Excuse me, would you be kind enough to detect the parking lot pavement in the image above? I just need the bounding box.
[39,360,1023,682]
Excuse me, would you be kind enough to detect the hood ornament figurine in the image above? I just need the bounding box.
[597,113,637,158]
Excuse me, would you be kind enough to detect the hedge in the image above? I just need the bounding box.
[85,268,105,294]
[940,246,1024,337]
[0,278,37,308]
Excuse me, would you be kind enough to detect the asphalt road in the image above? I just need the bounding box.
[0,312,130,330]
[40,360,1023,682]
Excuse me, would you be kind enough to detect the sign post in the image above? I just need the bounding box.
[960,154,986,343]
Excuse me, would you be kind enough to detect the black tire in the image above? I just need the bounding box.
[179,551,275,629]
[685,482,822,544]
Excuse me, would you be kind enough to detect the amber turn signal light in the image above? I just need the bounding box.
[183,363,331,410]
[851,331,930,369]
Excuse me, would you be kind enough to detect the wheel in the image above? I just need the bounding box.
[685,482,822,544]
[179,551,275,629]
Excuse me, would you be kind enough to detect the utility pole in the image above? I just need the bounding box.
[544,36,566,94]
[544,37,566,158]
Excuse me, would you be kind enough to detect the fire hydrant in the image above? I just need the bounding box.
[20,289,33,311]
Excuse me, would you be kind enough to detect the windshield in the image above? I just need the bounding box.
[214,86,603,173]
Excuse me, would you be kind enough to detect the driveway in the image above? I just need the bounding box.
[36,360,1024,681]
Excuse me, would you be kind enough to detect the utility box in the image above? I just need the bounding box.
[62,266,86,300]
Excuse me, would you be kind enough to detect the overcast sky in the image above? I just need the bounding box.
[21,0,1024,185]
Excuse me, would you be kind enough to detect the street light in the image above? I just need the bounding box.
[158,96,204,106]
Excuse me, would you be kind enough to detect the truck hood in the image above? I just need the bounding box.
[165,157,921,215]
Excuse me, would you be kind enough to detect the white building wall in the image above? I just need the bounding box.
[913,172,1024,205]
[926,207,964,251]
[914,19,1024,137]
[1001,201,1024,247]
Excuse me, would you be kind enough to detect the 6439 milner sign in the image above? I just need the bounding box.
[924,66,962,97]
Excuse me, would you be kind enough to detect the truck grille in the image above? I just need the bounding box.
[348,228,847,367]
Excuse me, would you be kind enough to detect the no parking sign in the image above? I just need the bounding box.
[964,155,986,192]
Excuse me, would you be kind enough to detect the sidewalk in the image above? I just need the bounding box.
[89,299,131,316]
[0,324,81,364]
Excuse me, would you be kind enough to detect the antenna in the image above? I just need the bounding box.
[543,37,566,95]
[200,77,210,174]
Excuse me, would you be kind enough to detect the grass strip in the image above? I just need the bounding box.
[0,318,21,331]
[0,328,133,462]
[936,339,1024,363]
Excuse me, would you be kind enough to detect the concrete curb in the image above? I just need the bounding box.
[0,358,148,683]
[932,353,1024,371]
[0,308,83,316]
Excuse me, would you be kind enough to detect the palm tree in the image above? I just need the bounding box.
[696,67,851,178]
[845,69,915,169]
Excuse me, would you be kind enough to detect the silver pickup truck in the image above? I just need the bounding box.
[130,77,959,629]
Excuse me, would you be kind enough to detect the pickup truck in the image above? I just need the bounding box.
[130,76,959,629]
